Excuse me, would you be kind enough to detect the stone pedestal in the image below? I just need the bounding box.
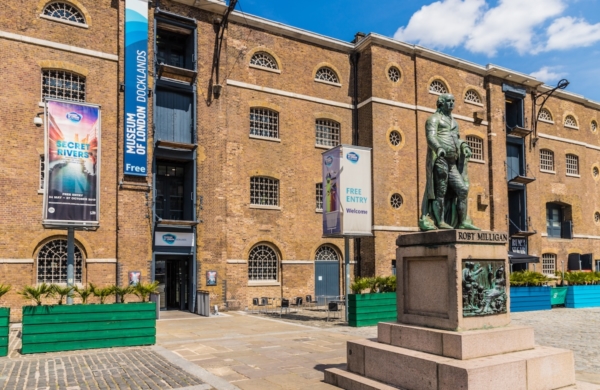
[325,230,577,390]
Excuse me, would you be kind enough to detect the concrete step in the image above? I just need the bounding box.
[325,368,404,390]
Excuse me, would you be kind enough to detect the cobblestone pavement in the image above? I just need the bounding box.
[0,346,209,390]
[512,307,600,374]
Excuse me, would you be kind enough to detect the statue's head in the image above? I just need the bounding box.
[436,93,455,112]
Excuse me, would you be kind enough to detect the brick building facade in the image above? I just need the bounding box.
[1,0,599,319]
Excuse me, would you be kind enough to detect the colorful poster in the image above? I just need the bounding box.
[44,100,100,226]
[129,271,141,286]
[206,271,217,286]
[322,148,341,235]
[124,0,148,176]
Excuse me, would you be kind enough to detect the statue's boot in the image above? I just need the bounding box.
[457,198,480,230]
[458,221,481,230]
[433,199,453,229]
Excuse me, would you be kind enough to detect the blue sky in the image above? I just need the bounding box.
[235,0,600,102]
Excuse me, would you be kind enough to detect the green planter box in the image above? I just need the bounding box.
[348,292,397,327]
[0,307,9,357]
[21,302,156,354]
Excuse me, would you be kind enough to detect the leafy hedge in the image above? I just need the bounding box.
[509,271,551,287]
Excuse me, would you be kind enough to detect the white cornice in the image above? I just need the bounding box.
[373,226,419,232]
[226,79,353,109]
[538,133,600,151]
[0,30,118,61]
[86,258,117,263]
[0,259,34,264]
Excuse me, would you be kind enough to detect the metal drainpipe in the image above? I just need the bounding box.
[350,49,361,276]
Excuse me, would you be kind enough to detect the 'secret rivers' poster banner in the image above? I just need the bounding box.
[44,100,100,226]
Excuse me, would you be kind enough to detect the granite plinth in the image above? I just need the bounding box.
[326,338,575,390]
[377,322,535,360]
[396,230,509,331]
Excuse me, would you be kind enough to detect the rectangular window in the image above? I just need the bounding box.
[155,161,194,221]
[39,155,45,190]
[316,119,340,147]
[250,177,279,206]
[316,182,323,211]
[466,136,483,161]
[566,154,579,176]
[156,23,195,70]
[542,254,556,275]
[539,149,554,172]
[250,108,279,139]
[42,70,86,102]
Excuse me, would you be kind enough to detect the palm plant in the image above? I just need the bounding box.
[113,285,134,303]
[133,281,159,302]
[18,283,53,306]
[50,284,74,305]
[563,271,600,286]
[0,284,11,300]
[350,277,371,294]
[379,275,397,293]
[90,283,115,304]
[73,285,94,304]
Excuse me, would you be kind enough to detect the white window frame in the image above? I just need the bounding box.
[249,108,280,140]
[41,2,88,28]
[566,154,580,177]
[248,244,279,282]
[315,182,323,212]
[315,119,341,148]
[464,89,483,106]
[537,108,554,124]
[249,52,280,73]
[314,67,341,86]
[542,254,556,276]
[250,176,280,209]
[41,69,86,102]
[429,80,448,95]
[539,149,555,173]
[466,135,484,163]
[564,115,579,129]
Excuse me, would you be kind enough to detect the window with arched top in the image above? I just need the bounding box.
[43,2,86,24]
[539,149,555,172]
[564,115,578,129]
[429,80,448,94]
[315,245,340,261]
[464,89,481,105]
[250,108,279,139]
[249,52,278,70]
[250,176,279,206]
[538,108,553,122]
[42,70,86,102]
[566,154,579,176]
[37,239,83,284]
[315,119,340,147]
[465,135,483,161]
[248,244,279,281]
[315,67,339,84]
[592,120,598,133]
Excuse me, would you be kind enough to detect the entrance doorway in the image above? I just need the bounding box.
[155,259,189,310]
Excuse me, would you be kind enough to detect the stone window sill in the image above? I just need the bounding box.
[249,134,281,143]
[566,173,581,178]
[540,169,556,175]
[247,280,280,287]
[249,205,281,210]
[465,100,484,107]
[469,159,485,164]
[315,79,342,88]
[316,208,323,213]
[564,124,579,130]
[249,64,281,74]
[538,118,554,125]
[40,14,89,29]
[315,144,335,150]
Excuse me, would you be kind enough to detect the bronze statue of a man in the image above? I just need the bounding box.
[419,93,480,231]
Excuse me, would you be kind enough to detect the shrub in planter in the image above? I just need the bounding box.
[509,271,551,313]
[564,272,600,308]
[348,276,397,327]
[0,284,11,357]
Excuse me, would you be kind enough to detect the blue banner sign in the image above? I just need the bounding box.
[124,0,148,176]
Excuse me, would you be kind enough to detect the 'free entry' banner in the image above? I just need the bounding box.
[44,100,100,226]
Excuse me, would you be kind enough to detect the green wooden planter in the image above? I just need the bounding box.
[0,307,9,357]
[21,302,156,354]
[348,292,397,327]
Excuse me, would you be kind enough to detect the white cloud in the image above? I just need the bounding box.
[529,66,567,82]
[393,0,486,49]
[465,0,565,55]
[545,17,600,51]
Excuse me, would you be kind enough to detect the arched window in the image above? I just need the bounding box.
[564,115,578,129]
[37,239,83,283]
[315,245,339,261]
[250,176,279,206]
[315,119,340,147]
[315,67,339,84]
[566,154,579,176]
[43,2,86,24]
[466,135,483,161]
[464,89,481,105]
[249,52,278,70]
[538,108,553,122]
[250,108,279,139]
[42,70,86,102]
[248,244,278,281]
[542,254,556,275]
[539,149,555,172]
[429,80,448,94]
[390,193,403,209]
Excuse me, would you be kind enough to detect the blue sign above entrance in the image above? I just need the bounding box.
[124,0,148,176]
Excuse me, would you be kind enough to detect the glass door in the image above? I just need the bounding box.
[155,258,189,310]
